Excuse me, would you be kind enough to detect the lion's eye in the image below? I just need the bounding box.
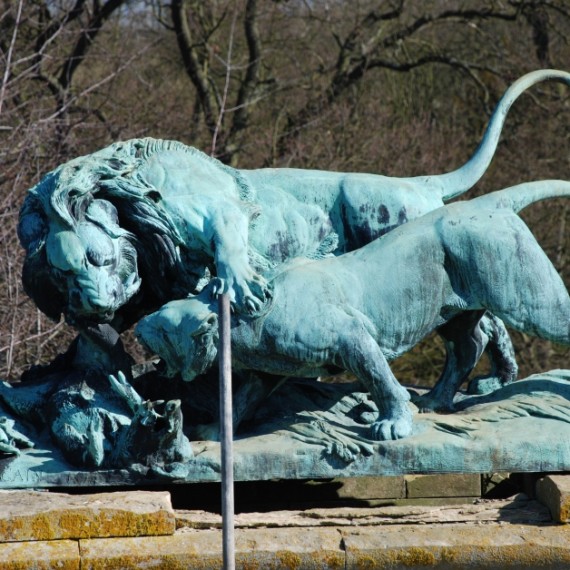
[86,240,114,267]
[86,199,119,227]
[86,247,113,267]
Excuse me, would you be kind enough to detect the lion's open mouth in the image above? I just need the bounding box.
[66,310,115,328]
[67,268,142,325]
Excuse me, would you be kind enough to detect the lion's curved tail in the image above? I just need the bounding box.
[419,69,570,201]
[473,180,570,213]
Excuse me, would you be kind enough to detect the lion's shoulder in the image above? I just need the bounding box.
[97,138,255,204]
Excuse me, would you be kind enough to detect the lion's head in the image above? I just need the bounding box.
[18,138,242,328]
[135,294,219,382]
[20,189,141,324]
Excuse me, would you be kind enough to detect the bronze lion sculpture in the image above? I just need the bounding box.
[136,180,570,440]
[17,70,570,392]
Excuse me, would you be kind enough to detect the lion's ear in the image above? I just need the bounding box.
[191,314,218,337]
[18,199,47,253]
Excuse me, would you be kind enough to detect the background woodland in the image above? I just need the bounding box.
[1,0,570,387]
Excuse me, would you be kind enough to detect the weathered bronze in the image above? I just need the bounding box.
[2,70,570,484]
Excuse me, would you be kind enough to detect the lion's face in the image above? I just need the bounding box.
[20,139,223,327]
[135,296,219,382]
[42,199,141,324]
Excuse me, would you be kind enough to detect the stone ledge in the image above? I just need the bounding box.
[342,524,570,569]
[80,527,346,569]
[175,495,551,529]
[0,490,175,542]
[0,496,564,569]
[0,539,79,570]
[13,520,570,570]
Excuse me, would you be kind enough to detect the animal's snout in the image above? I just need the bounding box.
[87,295,114,310]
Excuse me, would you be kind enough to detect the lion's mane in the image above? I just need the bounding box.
[18,138,254,327]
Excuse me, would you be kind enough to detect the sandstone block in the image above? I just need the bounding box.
[0,539,79,569]
[0,490,174,542]
[536,474,570,523]
[405,473,481,498]
[342,523,570,569]
[334,476,405,499]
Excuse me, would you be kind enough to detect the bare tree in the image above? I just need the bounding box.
[0,0,140,378]
[164,0,570,166]
[163,0,570,384]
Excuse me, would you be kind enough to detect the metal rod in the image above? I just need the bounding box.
[218,293,235,570]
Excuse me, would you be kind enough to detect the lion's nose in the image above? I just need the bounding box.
[87,297,110,310]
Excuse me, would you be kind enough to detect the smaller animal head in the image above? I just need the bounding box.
[132,399,192,461]
[136,294,219,382]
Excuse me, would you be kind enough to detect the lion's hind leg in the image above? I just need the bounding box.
[468,312,518,395]
[334,319,413,441]
[480,232,570,348]
[419,310,487,413]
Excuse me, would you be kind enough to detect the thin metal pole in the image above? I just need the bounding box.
[218,293,235,570]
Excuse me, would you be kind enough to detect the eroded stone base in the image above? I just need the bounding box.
[0,482,569,569]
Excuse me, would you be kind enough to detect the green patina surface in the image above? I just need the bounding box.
[0,70,569,481]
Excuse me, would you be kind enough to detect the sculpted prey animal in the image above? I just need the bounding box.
[18,69,570,330]
[136,180,570,441]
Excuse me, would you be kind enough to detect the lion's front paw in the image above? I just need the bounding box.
[370,415,413,441]
[212,270,271,315]
[239,272,271,314]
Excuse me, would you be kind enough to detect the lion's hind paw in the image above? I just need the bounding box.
[370,416,413,441]
[467,375,511,395]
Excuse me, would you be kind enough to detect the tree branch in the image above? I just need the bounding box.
[171,0,219,130]
[57,0,126,90]
[228,0,262,150]
[275,3,534,158]
[0,0,23,116]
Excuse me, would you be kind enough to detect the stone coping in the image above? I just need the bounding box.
[0,480,568,568]
[175,494,552,529]
[0,490,174,542]
[2,517,570,569]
